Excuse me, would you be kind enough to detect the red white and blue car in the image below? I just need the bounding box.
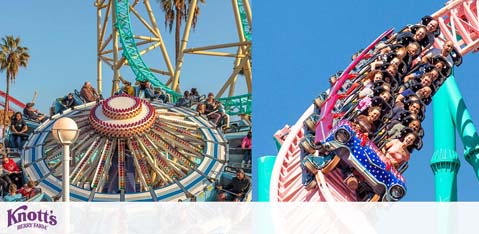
[302,120,407,201]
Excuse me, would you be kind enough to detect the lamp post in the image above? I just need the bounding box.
[51,117,79,202]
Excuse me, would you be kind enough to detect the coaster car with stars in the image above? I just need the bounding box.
[301,120,407,201]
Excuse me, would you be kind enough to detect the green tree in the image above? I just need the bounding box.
[0,36,30,131]
[159,0,205,62]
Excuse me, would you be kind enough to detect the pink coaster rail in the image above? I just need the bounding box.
[433,0,479,55]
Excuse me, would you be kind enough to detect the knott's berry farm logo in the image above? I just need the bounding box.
[6,205,57,231]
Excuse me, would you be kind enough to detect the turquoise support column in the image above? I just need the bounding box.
[431,76,460,201]
[257,156,276,201]
[444,76,479,180]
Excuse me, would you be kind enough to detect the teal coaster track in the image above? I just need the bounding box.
[113,0,251,115]
[218,93,251,115]
[237,0,251,41]
[114,0,181,101]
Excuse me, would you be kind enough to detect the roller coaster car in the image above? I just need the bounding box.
[226,120,251,133]
[5,119,39,150]
[302,120,407,201]
[217,167,252,201]
[304,114,320,133]
[433,56,453,77]
[450,47,462,67]
[300,134,322,155]
[313,93,327,110]
[74,89,86,103]
[53,94,83,114]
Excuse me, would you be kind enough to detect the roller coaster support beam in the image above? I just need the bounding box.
[431,0,479,201]
[142,0,175,85]
[112,0,121,95]
[225,0,251,97]
[214,0,252,97]
[445,76,479,181]
[257,156,276,201]
[431,77,460,201]
[167,0,252,97]
[171,0,198,92]
[96,0,105,94]
[216,0,252,98]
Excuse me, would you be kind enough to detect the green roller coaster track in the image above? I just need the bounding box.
[114,0,251,115]
[114,0,181,101]
[237,0,251,41]
[218,93,251,115]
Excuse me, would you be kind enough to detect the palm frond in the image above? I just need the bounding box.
[0,35,30,83]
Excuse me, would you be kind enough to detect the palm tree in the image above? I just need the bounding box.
[159,0,205,62]
[0,36,30,132]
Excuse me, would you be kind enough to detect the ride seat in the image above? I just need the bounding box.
[165,93,172,103]
[74,89,86,103]
[137,87,145,98]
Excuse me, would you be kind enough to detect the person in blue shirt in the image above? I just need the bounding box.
[175,91,192,107]
[3,184,23,202]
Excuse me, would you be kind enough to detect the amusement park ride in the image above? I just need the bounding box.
[1,0,252,202]
[259,0,479,202]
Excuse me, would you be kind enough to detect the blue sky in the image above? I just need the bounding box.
[254,1,479,201]
[0,1,247,113]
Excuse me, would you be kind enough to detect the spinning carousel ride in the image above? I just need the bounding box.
[23,95,227,201]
